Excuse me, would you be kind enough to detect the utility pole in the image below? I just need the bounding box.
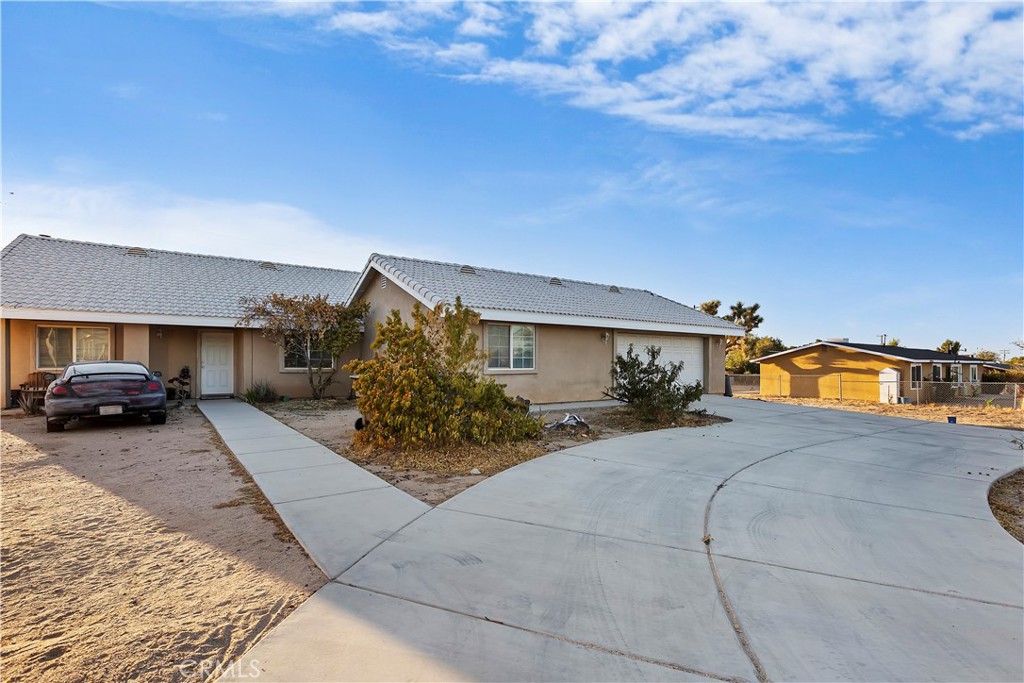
[999,349,1010,361]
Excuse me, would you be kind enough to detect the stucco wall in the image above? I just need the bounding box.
[357,270,420,358]
[481,323,615,404]
[237,329,360,400]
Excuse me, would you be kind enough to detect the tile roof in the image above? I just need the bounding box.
[1,234,359,320]
[362,254,743,333]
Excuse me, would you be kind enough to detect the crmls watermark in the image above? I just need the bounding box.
[177,658,261,680]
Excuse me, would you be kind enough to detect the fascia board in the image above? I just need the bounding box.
[475,308,737,336]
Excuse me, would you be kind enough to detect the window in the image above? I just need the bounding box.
[36,326,110,369]
[932,365,942,381]
[910,364,922,390]
[283,336,334,370]
[949,364,962,385]
[486,324,535,370]
[969,364,978,383]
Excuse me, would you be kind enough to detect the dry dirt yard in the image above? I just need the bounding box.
[1,406,325,683]
[739,394,1024,429]
[263,399,727,505]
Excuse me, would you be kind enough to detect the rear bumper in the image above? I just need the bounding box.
[45,395,167,420]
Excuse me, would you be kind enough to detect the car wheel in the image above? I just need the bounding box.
[150,411,167,425]
[46,419,65,433]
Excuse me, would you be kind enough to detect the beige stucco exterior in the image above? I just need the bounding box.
[1,317,359,408]
[758,344,985,403]
[354,275,729,404]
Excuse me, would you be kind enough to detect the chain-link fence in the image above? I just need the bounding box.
[755,374,1023,409]
[728,374,761,394]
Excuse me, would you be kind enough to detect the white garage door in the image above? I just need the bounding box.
[616,334,705,386]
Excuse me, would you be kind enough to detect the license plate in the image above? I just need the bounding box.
[98,405,123,416]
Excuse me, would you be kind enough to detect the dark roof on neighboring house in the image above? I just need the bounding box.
[351,253,743,335]
[0,234,359,323]
[754,340,986,364]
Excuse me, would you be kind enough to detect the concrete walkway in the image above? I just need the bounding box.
[198,400,429,579]
[210,397,1024,682]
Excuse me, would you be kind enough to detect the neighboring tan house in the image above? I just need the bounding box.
[754,339,987,404]
[0,235,360,408]
[348,254,743,404]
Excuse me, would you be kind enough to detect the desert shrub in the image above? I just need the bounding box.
[606,344,703,423]
[344,298,542,449]
[242,379,278,405]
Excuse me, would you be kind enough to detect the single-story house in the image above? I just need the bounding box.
[0,234,360,407]
[1,235,741,408]
[348,254,742,403]
[754,339,988,403]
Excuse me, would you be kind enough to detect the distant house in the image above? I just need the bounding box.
[754,340,988,403]
[0,235,359,407]
[1,236,741,407]
[347,254,742,403]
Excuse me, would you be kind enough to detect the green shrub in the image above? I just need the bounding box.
[606,344,703,423]
[344,298,542,449]
[242,379,278,405]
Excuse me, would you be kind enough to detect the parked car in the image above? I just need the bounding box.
[44,361,166,432]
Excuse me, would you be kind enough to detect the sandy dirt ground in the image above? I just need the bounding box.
[739,395,1024,429]
[263,399,726,505]
[1,406,325,683]
[990,467,1024,544]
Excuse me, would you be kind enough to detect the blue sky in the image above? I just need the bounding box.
[3,2,1022,355]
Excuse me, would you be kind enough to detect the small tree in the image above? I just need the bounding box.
[605,345,703,423]
[238,293,370,399]
[699,300,721,316]
[974,349,1000,362]
[344,298,541,449]
[937,339,962,355]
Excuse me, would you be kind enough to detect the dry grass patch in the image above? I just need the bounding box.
[743,395,1023,429]
[263,400,729,505]
[990,468,1024,544]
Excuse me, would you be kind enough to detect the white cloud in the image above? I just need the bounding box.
[234,0,1023,143]
[1,180,436,271]
[197,111,228,122]
[106,81,142,100]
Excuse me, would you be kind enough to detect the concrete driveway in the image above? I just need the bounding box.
[222,396,1023,682]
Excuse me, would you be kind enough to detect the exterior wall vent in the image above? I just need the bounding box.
[381,276,388,289]
[126,247,148,257]
[549,277,563,286]
[258,261,278,270]
[608,285,621,293]
[459,265,477,275]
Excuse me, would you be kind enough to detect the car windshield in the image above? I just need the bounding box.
[65,363,149,379]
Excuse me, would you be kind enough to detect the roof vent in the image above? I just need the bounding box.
[549,277,563,286]
[258,261,278,270]
[827,337,850,343]
[608,285,621,293]
[459,264,477,275]
[126,247,148,257]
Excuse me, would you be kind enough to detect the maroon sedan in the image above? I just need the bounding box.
[44,361,167,432]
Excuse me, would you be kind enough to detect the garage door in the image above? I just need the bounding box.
[616,334,704,386]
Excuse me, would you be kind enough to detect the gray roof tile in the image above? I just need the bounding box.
[1,235,359,319]
[367,254,742,333]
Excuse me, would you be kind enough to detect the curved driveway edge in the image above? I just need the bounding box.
[215,396,1023,682]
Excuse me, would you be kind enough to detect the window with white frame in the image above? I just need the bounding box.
[486,324,535,370]
[283,335,334,370]
[969,364,978,383]
[36,326,111,369]
[949,364,962,385]
[910,364,922,390]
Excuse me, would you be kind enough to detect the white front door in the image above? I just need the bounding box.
[616,333,704,386]
[201,332,234,396]
[879,367,900,404]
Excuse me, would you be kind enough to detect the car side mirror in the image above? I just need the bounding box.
[153,371,162,377]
